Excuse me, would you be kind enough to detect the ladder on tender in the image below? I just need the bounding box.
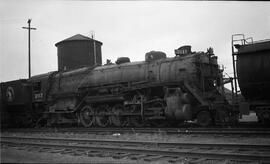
[231,34,253,103]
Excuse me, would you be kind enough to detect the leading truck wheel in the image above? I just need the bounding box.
[79,105,95,127]
[197,110,212,127]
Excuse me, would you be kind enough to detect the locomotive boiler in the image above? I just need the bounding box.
[1,34,231,127]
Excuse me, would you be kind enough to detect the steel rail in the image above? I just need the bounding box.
[1,136,270,162]
[3,127,270,135]
[2,135,270,150]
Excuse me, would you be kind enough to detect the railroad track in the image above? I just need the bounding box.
[1,136,270,163]
[3,127,270,135]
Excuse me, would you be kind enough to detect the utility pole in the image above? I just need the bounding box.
[22,19,36,78]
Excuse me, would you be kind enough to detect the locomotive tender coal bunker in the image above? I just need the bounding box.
[1,34,231,127]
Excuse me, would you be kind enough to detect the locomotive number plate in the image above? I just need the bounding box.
[34,93,43,100]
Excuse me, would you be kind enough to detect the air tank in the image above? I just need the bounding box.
[55,34,102,71]
[236,40,270,101]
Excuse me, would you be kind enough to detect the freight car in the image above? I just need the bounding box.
[232,34,270,123]
[1,34,232,128]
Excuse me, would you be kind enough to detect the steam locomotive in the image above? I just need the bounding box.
[0,34,248,128]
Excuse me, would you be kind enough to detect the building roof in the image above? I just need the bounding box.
[55,34,103,46]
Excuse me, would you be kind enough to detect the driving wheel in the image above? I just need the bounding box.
[110,104,127,127]
[79,105,95,127]
[95,105,110,127]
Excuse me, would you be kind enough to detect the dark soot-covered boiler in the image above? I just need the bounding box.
[236,40,270,101]
[55,34,103,71]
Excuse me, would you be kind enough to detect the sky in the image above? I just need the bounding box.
[1,1,270,83]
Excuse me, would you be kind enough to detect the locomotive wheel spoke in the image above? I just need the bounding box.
[95,105,110,127]
[79,105,94,127]
[197,110,212,127]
